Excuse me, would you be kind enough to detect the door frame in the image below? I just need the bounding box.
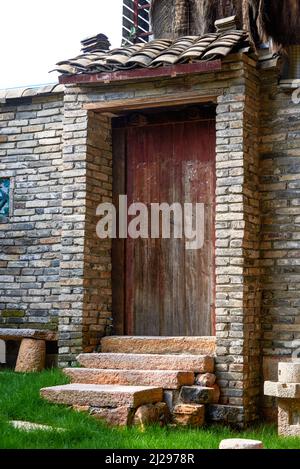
[112,104,216,336]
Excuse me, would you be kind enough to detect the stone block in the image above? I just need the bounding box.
[90,406,134,427]
[278,398,300,437]
[206,404,243,424]
[15,338,46,372]
[219,439,263,449]
[133,402,170,428]
[173,404,205,427]
[179,386,216,404]
[264,381,300,399]
[278,363,300,384]
[195,373,216,387]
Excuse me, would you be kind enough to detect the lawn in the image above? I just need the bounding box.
[0,369,300,449]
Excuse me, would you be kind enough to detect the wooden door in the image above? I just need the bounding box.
[112,109,215,336]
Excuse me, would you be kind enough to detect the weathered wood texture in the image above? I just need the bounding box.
[113,109,215,336]
[112,128,126,335]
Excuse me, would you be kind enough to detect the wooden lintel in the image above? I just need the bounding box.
[59,60,222,85]
[84,93,217,114]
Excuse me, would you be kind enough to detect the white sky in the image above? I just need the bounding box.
[0,0,123,89]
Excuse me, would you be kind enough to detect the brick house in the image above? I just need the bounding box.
[1,13,300,426]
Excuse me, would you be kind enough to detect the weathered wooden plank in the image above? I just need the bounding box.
[112,126,126,335]
[83,92,218,113]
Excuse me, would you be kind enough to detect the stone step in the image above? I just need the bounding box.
[41,384,163,408]
[64,368,195,389]
[77,353,214,373]
[101,336,216,355]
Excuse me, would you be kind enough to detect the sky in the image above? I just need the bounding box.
[0,0,123,89]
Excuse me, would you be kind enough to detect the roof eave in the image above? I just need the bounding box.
[59,60,222,86]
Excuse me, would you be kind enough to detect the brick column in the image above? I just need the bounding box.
[215,57,261,425]
[58,87,88,366]
[59,87,112,366]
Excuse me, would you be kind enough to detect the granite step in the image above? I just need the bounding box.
[77,353,214,373]
[41,384,163,408]
[101,336,216,356]
[64,368,195,389]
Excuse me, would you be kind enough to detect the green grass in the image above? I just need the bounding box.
[0,369,300,449]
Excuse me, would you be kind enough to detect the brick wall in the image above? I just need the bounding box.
[0,90,64,332]
[260,68,300,420]
[59,56,262,424]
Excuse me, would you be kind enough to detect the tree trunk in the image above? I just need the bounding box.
[150,1,245,39]
[247,0,300,49]
[150,0,300,48]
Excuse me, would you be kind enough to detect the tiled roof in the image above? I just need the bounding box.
[0,84,64,104]
[54,30,250,76]
[80,33,110,54]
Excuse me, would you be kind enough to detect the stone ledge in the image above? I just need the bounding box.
[0,328,57,341]
[264,381,300,399]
